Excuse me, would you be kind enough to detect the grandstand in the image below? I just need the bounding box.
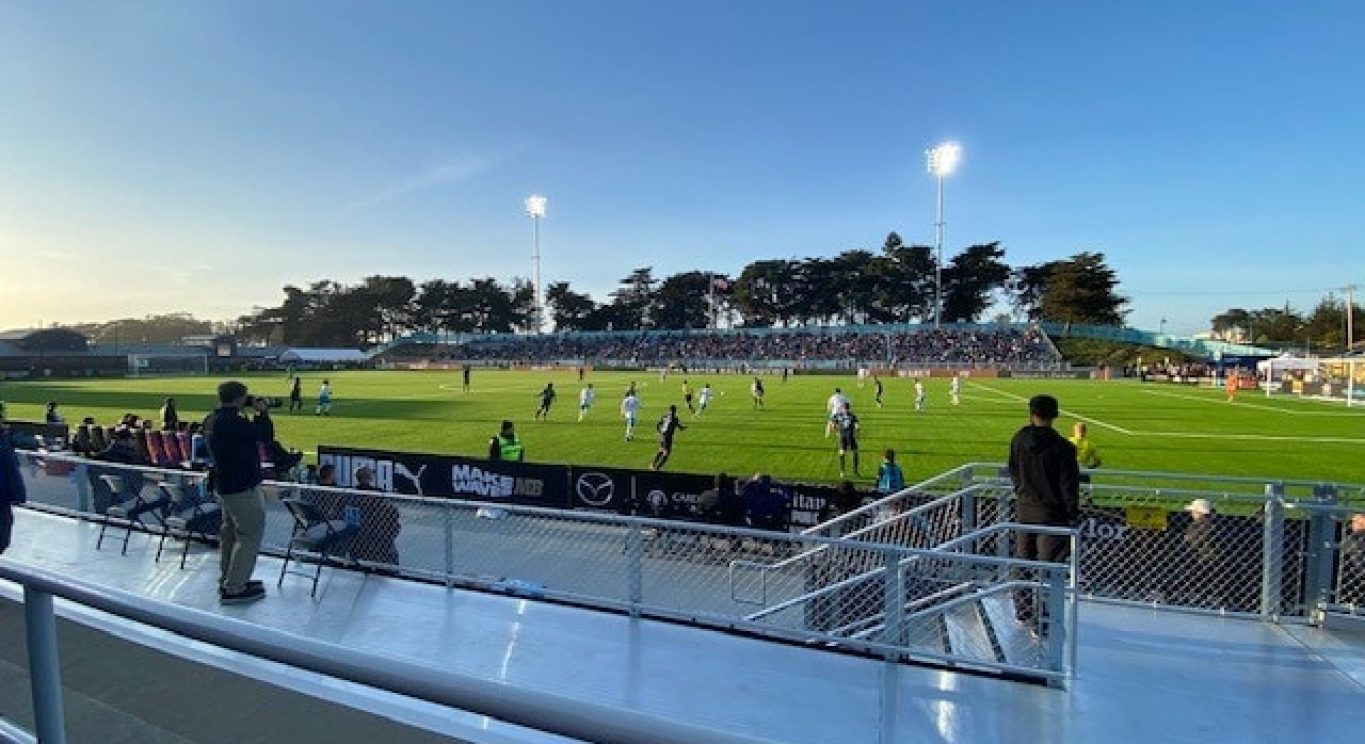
[375,323,1063,371]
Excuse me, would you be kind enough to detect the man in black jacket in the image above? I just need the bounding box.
[1008,394,1080,628]
[205,381,272,605]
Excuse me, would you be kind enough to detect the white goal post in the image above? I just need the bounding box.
[1257,354,1361,407]
[127,352,209,377]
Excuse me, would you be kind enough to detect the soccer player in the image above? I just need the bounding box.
[751,377,765,409]
[682,379,696,414]
[913,379,926,413]
[696,383,713,416]
[1226,372,1238,402]
[462,364,471,393]
[625,380,638,399]
[316,379,333,416]
[534,382,556,421]
[650,405,686,471]
[577,383,596,422]
[825,387,850,437]
[288,377,303,413]
[833,405,861,478]
[621,390,641,441]
[950,376,961,406]
[874,376,884,408]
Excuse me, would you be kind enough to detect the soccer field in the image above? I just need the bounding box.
[3,370,1363,485]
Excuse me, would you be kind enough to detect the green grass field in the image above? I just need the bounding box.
[2,370,1363,486]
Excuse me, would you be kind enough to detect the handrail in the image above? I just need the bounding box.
[0,560,778,744]
[800,463,984,537]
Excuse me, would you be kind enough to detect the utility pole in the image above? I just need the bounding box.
[1346,283,1358,352]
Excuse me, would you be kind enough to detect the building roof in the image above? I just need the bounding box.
[280,348,368,363]
[234,345,289,359]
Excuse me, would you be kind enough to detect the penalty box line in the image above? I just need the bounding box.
[964,382,1135,436]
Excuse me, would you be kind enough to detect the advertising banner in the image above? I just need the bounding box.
[318,446,571,508]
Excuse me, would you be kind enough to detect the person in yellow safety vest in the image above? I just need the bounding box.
[1068,422,1101,469]
[488,420,525,462]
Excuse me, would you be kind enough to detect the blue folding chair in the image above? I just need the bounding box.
[155,481,222,568]
[96,474,171,555]
[277,497,359,597]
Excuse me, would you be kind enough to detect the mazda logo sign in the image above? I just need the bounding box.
[575,472,615,507]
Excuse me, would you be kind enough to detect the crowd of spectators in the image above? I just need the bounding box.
[432,326,1059,367]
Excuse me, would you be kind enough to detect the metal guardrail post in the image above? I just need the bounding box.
[1045,564,1068,688]
[72,462,92,513]
[880,552,905,660]
[960,485,977,537]
[1260,483,1285,619]
[22,586,67,744]
[626,520,643,617]
[1304,485,1339,623]
[443,502,455,588]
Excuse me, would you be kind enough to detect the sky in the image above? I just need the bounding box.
[1,1,1363,335]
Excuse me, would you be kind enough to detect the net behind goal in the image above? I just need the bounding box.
[1259,355,1362,407]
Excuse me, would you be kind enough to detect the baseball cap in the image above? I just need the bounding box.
[1185,498,1213,515]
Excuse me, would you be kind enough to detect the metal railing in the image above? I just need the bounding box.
[0,560,776,744]
[11,450,1076,687]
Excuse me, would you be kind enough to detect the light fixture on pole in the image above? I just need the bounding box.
[524,194,547,333]
[926,142,962,329]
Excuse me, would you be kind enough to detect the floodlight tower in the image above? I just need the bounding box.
[525,194,547,333]
[926,142,962,329]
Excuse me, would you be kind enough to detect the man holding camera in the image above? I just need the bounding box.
[204,381,273,605]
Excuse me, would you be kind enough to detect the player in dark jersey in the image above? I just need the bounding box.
[650,405,686,471]
[833,405,861,478]
[874,375,884,408]
[751,377,765,409]
[534,383,556,420]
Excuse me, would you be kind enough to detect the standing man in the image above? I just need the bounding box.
[577,383,596,422]
[316,379,333,416]
[751,377,765,409]
[0,406,28,555]
[160,397,180,431]
[950,375,962,406]
[874,376,884,408]
[534,382,556,421]
[205,381,271,605]
[833,405,861,478]
[649,405,686,471]
[288,377,303,413]
[462,364,472,394]
[1007,394,1080,630]
[696,383,714,417]
[621,389,641,441]
[682,379,696,414]
[913,379,926,413]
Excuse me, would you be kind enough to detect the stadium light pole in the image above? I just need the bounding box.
[525,195,547,334]
[926,142,962,329]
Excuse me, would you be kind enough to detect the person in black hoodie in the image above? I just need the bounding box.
[1008,394,1080,629]
[204,381,272,605]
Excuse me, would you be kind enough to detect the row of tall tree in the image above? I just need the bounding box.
[1211,294,1363,351]
[230,234,1130,346]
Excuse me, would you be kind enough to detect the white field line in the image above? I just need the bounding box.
[1140,388,1365,417]
[1144,431,1365,445]
[965,382,1136,436]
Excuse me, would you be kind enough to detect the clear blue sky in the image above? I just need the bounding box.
[2,1,1362,334]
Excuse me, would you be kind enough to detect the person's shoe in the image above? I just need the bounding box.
[220,584,266,605]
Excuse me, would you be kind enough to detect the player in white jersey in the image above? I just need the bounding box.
[914,379,926,413]
[316,379,333,416]
[696,384,713,416]
[577,383,596,422]
[620,392,641,441]
[825,387,850,437]
[950,376,961,406]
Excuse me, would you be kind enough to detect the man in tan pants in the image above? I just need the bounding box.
[204,381,271,604]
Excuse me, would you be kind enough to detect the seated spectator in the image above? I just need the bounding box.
[742,474,788,532]
[92,428,146,465]
[44,401,64,425]
[343,466,402,567]
[1341,512,1365,606]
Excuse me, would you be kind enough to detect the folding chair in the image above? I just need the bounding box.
[277,497,359,597]
[155,481,222,568]
[96,474,171,554]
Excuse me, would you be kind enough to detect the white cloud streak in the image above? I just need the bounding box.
[349,153,500,209]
